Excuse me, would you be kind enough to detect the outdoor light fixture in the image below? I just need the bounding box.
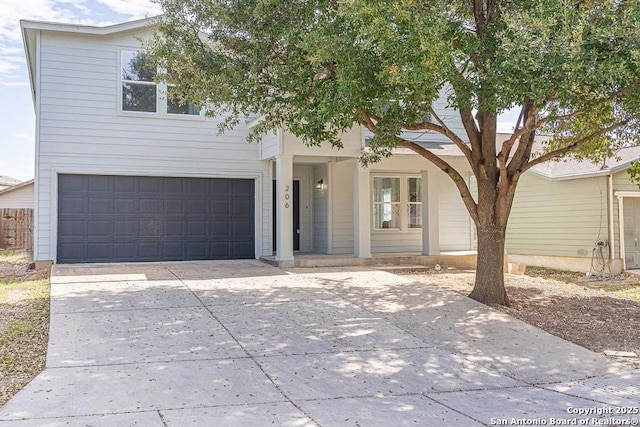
[316,179,325,190]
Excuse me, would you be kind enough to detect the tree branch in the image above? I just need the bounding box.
[361,108,474,170]
[399,139,479,224]
[522,118,632,173]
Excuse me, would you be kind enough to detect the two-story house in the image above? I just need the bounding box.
[19,17,486,267]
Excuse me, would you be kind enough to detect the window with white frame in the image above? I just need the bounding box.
[373,176,422,230]
[407,177,422,228]
[121,51,200,115]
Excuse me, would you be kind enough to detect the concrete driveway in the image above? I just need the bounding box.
[1,260,638,426]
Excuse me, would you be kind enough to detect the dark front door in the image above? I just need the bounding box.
[293,180,300,251]
[272,180,300,252]
[57,174,255,263]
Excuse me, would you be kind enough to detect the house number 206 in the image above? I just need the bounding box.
[284,185,290,208]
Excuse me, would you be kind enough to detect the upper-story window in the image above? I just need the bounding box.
[121,51,200,116]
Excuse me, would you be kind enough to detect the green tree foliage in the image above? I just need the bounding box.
[147,0,640,305]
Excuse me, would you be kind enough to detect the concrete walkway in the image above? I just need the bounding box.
[1,261,638,426]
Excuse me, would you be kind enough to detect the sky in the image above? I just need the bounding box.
[0,0,518,182]
[0,0,161,181]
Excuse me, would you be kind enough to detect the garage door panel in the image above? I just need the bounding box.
[163,178,185,194]
[209,180,231,197]
[138,242,161,259]
[87,242,112,259]
[138,177,161,193]
[58,242,87,262]
[88,176,111,192]
[234,179,254,194]
[58,175,255,263]
[164,199,185,215]
[115,198,136,214]
[163,242,185,259]
[187,220,207,237]
[87,220,113,237]
[187,200,207,215]
[164,221,185,237]
[114,220,137,237]
[210,220,230,237]
[113,242,136,259]
[114,176,137,192]
[140,199,161,214]
[232,199,253,216]
[59,174,87,192]
[187,242,207,258]
[88,198,113,214]
[187,179,208,194]
[210,242,230,257]
[231,242,253,258]
[59,197,87,214]
[232,220,253,236]
[211,199,230,215]
[59,220,86,237]
[140,219,162,237]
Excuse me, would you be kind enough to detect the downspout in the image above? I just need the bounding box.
[608,174,615,262]
[618,193,626,271]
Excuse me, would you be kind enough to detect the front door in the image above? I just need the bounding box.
[293,180,300,251]
[272,180,300,252]
[624,197,640,269]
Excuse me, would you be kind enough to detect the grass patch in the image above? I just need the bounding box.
[0,254,50,405]
[0,249,27,265]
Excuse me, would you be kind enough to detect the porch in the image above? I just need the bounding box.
[261,251,478,269]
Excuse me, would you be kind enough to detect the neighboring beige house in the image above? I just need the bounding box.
[0,175,21,191]
[506,146,640,274]
[0,180,35,209]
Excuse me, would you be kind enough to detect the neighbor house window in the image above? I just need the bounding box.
[373,176,422,230]
[121,51,200,116]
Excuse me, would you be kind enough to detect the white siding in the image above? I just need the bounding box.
[506,173,607,257]
[438,176,473,251]
[260,130,280,160]
[330,160,354,254]
[35,30,270,261]
[282,127,363,158]
[0,184,34,209]
[313,164,329,253]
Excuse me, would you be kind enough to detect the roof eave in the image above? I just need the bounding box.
[0,180,34,196]
[19,16,157,36]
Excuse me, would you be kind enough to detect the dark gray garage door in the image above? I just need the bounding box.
[57,174,255,263]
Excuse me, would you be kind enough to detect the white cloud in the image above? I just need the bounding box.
[0,81,29,87]
[0,0,83,42]
[95,0,161,19]
[0,58,20,74]
[10,132,34,140]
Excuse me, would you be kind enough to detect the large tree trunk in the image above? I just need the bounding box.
[469,222,510,306]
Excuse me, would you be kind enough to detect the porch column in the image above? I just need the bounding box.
[275,154,294,262]
[354,161,372,258]
[422,170,440,255]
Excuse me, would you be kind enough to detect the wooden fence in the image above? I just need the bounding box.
[0,208,33,251]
